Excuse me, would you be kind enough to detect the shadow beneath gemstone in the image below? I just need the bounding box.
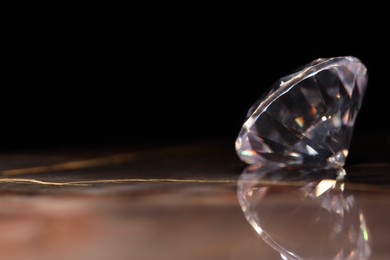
[237,165,371,260]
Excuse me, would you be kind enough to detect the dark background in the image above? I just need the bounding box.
[0,5,389,161]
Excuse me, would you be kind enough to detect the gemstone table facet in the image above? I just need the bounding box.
[235,56,368,168]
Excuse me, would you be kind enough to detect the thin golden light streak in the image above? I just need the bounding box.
[0,178,304,186]
[0,178,238,186]
[0,178,89,186]
[0,178,389,193]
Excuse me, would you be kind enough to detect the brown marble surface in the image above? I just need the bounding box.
[0,143,389,260]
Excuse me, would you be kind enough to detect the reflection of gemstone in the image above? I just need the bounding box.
[237,166,371,260]
[236,57,368,168]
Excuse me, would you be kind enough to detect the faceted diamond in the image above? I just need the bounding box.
[235,56,367,168]
[238,166,371,260]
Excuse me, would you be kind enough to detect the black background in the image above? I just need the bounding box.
[1,5,389,158]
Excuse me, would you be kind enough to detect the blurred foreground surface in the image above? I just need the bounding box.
[0,143,389,260]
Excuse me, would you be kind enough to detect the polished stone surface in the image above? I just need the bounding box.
[0,143,389,260]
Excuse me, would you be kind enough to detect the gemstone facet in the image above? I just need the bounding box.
[235,56,367,168]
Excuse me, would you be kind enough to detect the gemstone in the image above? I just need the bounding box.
[235,56,368,168]
[238,166,371,260]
